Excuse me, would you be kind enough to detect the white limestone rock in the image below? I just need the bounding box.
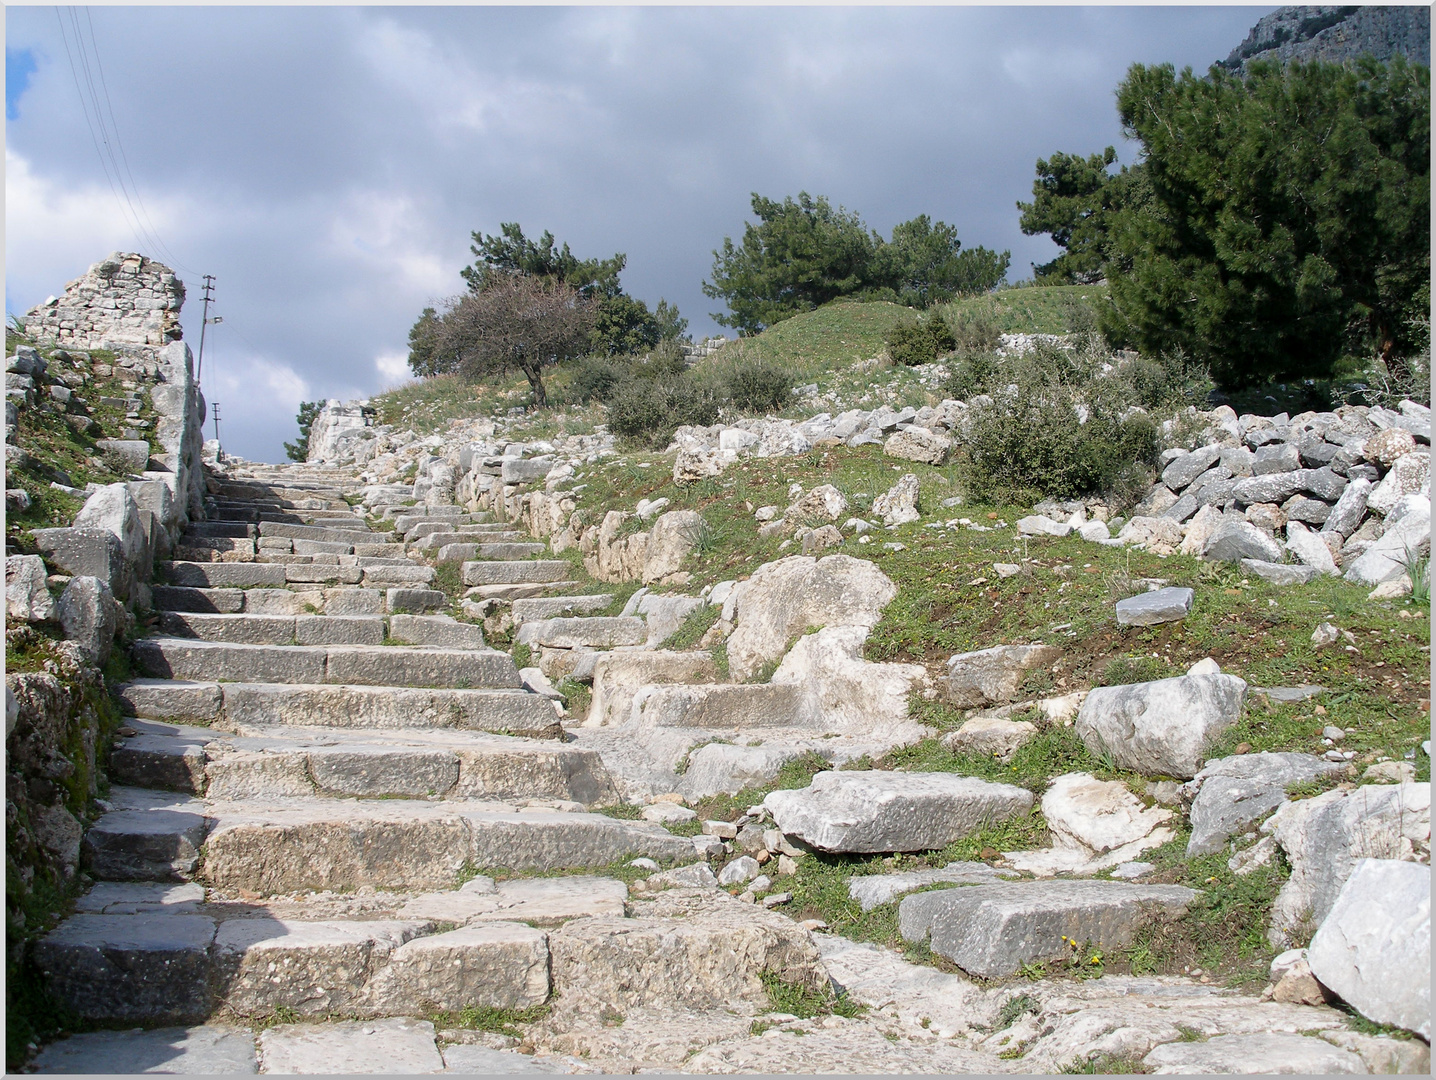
[1075,666,1247,778]
[764,770,1033,853]
[1306,857,1430,1038]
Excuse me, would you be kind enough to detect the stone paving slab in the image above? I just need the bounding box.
[258,1018,444,1074]
[29,1025,258,1074]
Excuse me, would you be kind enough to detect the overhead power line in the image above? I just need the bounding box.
[52,6,199,277]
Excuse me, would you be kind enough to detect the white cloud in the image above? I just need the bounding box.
[375,351,411,387]
[3,149,190,312]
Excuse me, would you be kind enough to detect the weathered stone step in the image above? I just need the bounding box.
[511,595,615,623]
[899,879,1200,978]
[109,719,618,805]
[117,679,561,736]
[152,585,387,616]
[634,682,816,728]
[257,521,373,541]
[132,638,520,688]
[35,876,629,1026]
[36,908,547,1025]
[408,523,518,544]
[465,581,586,601]
[163,560,427,587]
[462,560,572,586]
[184,521,257,539]
[517,616,649,649]
[159,612,386,646]
[81,787,693,893]
[437,541,547,563]
[386,614,487,649]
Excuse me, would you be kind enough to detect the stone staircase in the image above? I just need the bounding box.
[33,458,699,1038]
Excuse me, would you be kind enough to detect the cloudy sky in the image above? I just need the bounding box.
[6,4,1274,461]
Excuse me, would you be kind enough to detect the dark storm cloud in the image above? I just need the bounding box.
[5,6,1272,460]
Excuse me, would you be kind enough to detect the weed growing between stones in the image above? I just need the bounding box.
[1061,1051,1152,1074]
[759,970,865,1020]
[428,1003,551,1038]
[660,604,721,650]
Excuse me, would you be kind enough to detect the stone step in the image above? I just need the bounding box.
[465,581,586,601]
[517,616,649,649]
[386,614,487,649]
[35,876,628,1026]
[634,682,816,728]
[406,521,515,543]
[413,529,525,550]
[117,679,561,736]
[462,560,572,586]
[437,542,547,563]
[163,561,288,588]
[159,612,387,646]
[511,595,615,623]
[898,879,1200,978]
[184,521,257,539]
[152,585,387,616]
[257,521,373,541]
[84,787,692,893]
[109,719,619,805]
[131,638,520,689]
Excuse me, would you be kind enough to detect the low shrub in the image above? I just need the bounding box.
[606,374,721,447]
[569,357,626,404]
[942,349,999,400]
[957,338,1159,505]
[885,312,957,366]
[724,356,794,414]
[947,299,1003,352]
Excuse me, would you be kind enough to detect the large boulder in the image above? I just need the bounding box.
[724,555,896,681]
[7,554,55,621]
[1284,521,1339,576]
[1003,772,1173,877]
[1160,444,1223,491]
[764,770,1033,853]
[1264,781,1430,948]
[770,625,926,735]
[942,644,1063,709]
[642,510,703,583]
[1343,495,1429,586]
[883,428,951,466]
[1202,520,1284,564]
[1183,752,1346,856]
[30,528,126,598]
[1307,858,1429,1038]
[1320,477,1371,538]
[74,483,149,571]
[56,576,117,666]
[1366,450,1429,516]
[870,474,921,527]
[1075,664,1247,779]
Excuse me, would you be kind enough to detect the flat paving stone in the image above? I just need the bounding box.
[258,1018,444,1074]
[1143,1031,1367,1074]
[899,879,1199,977]
[1115,587,1193,627]
[441,1044,568,1073]
[30,1025,257,1074]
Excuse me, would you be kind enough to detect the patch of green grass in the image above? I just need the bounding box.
[427,1003,550,1038]
[996,993,1039,1029]
[661,604,721,650]
[702,300,914,383]
[1061,1052,1151,1074]
[759,969,863,1020]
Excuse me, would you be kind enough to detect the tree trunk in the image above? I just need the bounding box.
[519,359,547,408]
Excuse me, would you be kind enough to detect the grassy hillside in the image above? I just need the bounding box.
[366,285,1112,437]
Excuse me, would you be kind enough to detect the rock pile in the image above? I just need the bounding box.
[1019,401,1431,587]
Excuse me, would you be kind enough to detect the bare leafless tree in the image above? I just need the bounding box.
[435,274,595,406]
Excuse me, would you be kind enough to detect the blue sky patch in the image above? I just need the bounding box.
[7,47,38,121]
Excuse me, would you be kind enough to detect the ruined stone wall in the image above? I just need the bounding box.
[23,252,185,356]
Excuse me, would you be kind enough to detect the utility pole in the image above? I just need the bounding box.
[195,275,216,383]
[212,402,222,458]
